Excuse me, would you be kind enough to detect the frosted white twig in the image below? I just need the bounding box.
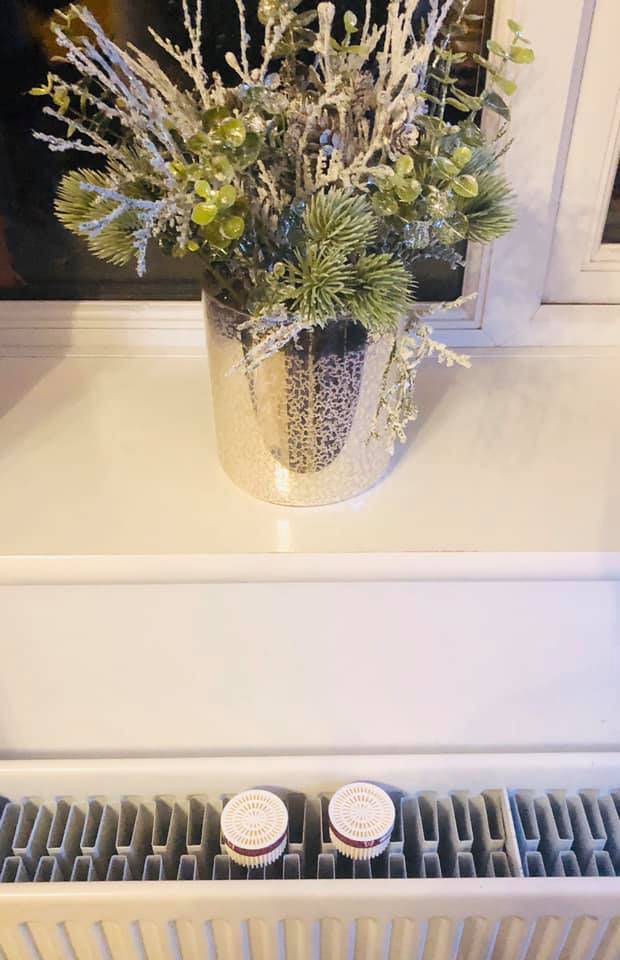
[234,313,315,372]
[180,0,209,106]
[259,9,297,82]
[405,291,477,327]
[361,0,372,43]
[40,105,126,159]
[78,182,166,276]
[33,132,104,154]
[235,0,251,79]
[371,293,475,448]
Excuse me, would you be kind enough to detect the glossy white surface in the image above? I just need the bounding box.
[0,353,618,580]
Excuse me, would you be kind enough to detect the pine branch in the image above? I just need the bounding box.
[461,170,516,243]
[304,191,377,252]
[55,169,138,266]
[349,254,413,333]
[291,244,352,324]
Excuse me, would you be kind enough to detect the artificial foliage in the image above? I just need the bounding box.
[32,0,533,445]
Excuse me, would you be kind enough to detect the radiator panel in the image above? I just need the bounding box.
[0,888,619,960]
[0,756,617,960]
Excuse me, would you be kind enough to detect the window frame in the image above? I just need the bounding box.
[475,0,620,347]
[544,0,620,304]
[2,0,618,355]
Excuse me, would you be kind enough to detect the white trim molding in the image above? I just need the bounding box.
[1,550,619,587]
[0,300,205,356]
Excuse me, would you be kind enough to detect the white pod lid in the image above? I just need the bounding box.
[328,782,395,860]
[221,789,288,868]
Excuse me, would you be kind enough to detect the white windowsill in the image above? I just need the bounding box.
[0,349,619,584]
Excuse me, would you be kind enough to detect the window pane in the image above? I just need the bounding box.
[602,160,620,244]
[0,0,493,302]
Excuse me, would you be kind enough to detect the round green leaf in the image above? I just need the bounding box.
[396,179,422,203]
[211,155,234,182]
[435,156,459,179]
[220,215,245,240]
[487,39,506,57]
[510,45,535,64]
[258,0,281,25]
[395,155,414,177]
[372,193,399,216]
[186,131,209,153]
[194,179,214,198]
[236,131,262,169]
[219,118,247,147]
[451,145,472,168]
[343,10,357,33]
[495,75,518,96]
[201,106,229,130]
[452,175,479,199]
[507,18,522,33]
[216,184,237,208]
[191,201,218,226]
[202,222,231,250]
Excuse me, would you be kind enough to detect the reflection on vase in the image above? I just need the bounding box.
[242,321,368,475]
[205,294,395,506]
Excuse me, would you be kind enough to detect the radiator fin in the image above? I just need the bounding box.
[511,792,620,877]
[0,786,618,887]
[0,790,519,883]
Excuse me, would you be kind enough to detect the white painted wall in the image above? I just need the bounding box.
[1,580,618,757]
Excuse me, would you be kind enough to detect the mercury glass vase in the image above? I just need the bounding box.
[204,292,394,506]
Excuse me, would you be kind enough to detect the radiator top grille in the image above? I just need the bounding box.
[0,786,618,882]
[511,789,620,878]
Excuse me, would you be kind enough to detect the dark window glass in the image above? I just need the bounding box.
[0,0,493,301]
[602,160,620,245]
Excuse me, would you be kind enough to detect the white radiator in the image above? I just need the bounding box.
[0,753,618,960]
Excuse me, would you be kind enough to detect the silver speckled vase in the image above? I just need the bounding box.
[204,292,394,506]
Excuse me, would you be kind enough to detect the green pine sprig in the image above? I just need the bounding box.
[461,170,516,243]
[303,191,377,252]
[283,190,413,332]
[55,169,138,266]
[349,254,414,333]
[291,244,354,323]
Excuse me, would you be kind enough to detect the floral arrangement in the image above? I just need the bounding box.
[32,0,533,444]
